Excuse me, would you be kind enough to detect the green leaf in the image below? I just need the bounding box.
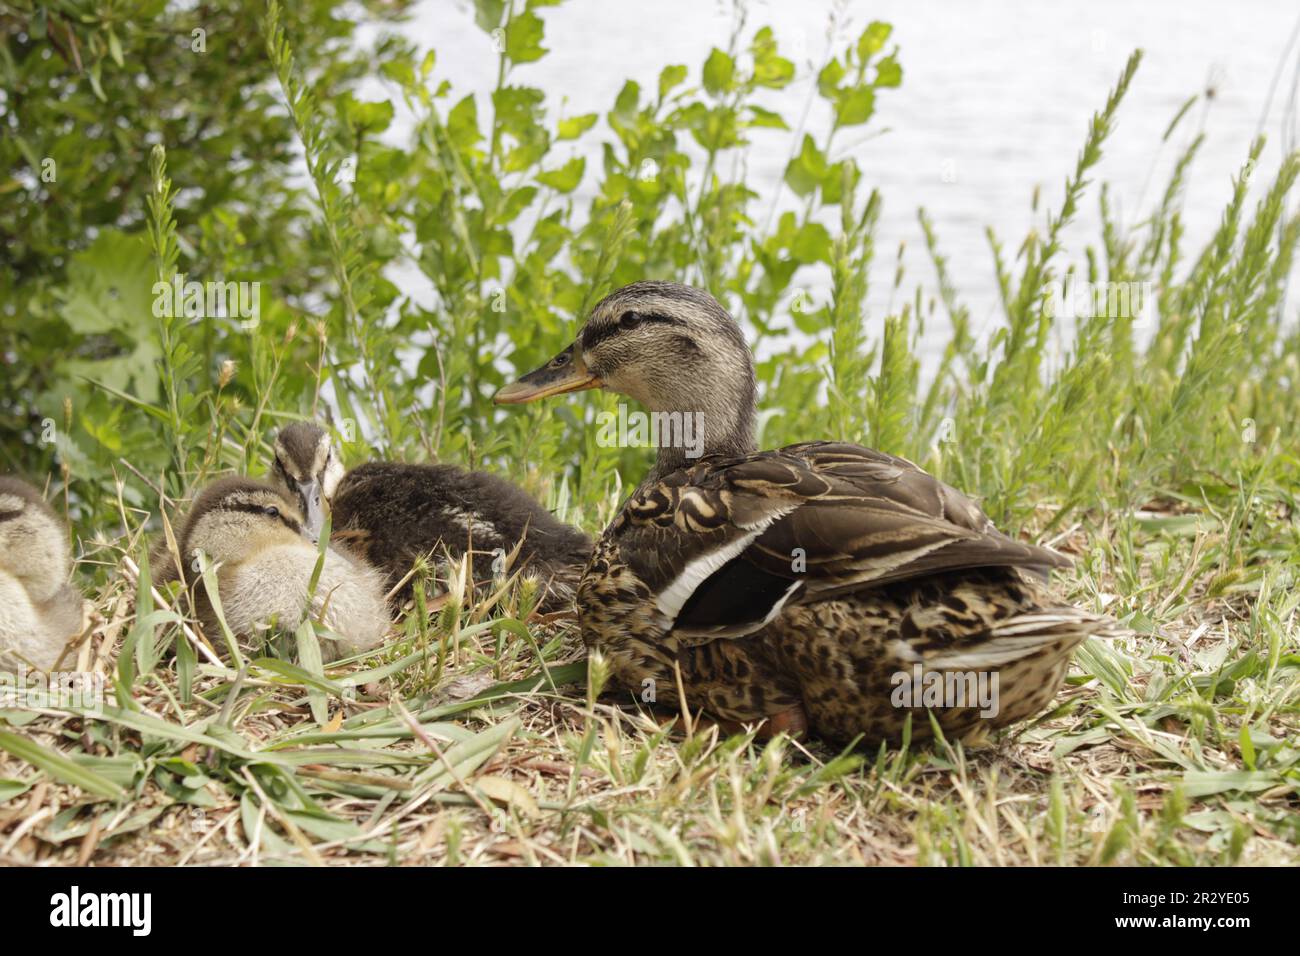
[817,58,845,98]
[493,86,545,140]
[504,10,547,64]
[791,222,833,264]
[250,657,349,696]
[702,48,735,97]
[750,27,794,89]
[537,156,585,193]
[503,185,539,220]
[176,625,195,703]
[0,731,125,800]
[658,64,688,100]
[821,159,860,205]
[55,230,162,402]
[835,86,875,126]
[857,21,892,60]
[783,134,827,197]
[1182,770,1282,798]
[613,80,641,119]
[447,94,481,148]
[875,55,903,88]
[342,96,395,135]
[557,112,598,140]
[0,778,32,802]
[472,0,506,32]
[411,718,521,789]
[295,620,328,726]
[746,105,789,130]
[107,29,125,68]
[130,553,159,681]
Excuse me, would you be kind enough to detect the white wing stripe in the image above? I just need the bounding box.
[654,501,801,627]
[655,529,762,622]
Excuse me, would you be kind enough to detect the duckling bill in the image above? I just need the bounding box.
[270,422,591,611]
[0,477,87,671]
[495,280,1120,746]
[163,477,390,660]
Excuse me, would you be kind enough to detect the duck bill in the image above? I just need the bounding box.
[296,479,324,543]
[494,345,603,404]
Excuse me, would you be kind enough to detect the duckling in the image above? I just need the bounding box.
[0,477,86,671]
[495,280,1119,745]
[270,421,591,611]
[167,477,390,659]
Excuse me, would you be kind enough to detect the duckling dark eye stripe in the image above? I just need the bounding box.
[223,501,304,535]
[0,509,21,524]
[582,313,681,348]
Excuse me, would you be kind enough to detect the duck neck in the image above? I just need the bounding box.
[645,392,757,480]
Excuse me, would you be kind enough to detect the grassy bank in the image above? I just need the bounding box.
[1,2,1298,865]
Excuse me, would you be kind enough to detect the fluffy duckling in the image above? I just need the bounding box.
[0,477,86,671]
[270,421,591,610]
[495,280,1119,745]
[167,477,390,659]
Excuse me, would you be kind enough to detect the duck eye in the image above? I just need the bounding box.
[619,311,643,330]
[265,506,280,519]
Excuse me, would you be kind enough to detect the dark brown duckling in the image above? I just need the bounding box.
[270,422,591,611]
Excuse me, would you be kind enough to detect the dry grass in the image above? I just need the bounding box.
[2,494,1297,867]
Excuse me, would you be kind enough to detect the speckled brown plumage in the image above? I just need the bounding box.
[575,443,1115,744]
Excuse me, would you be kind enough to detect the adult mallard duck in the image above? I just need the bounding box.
[269,421,591,612]
[0,477,88,671]
[495,280,1116,744]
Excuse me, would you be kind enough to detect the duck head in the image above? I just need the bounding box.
[0,477,70,604]
[180,477,312,579]
[271,422,343,539]
[494,281,758,476]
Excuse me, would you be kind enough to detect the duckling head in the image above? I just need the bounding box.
[0,477,70,604]
[271,422,343,539]
[495,281,758,475]
[180,477,312,578]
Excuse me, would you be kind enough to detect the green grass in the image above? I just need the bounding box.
[6,488,1299,865]
[2,2,1299,865]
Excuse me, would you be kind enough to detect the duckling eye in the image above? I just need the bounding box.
[619,311,643,330]
[265,506,280,519]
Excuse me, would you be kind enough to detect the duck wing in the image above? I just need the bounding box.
[612,441,1070,641]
